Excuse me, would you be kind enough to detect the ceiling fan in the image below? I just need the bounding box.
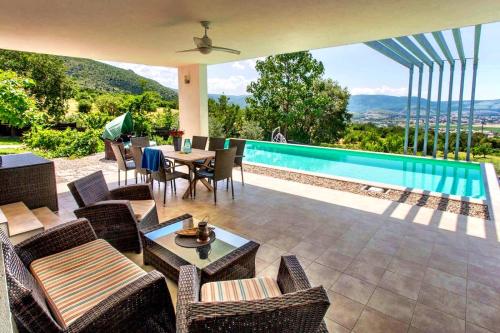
[177,21,241,55]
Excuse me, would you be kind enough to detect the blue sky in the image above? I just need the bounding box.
[106,21,500,100]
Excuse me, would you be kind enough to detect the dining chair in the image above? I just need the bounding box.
[150,151,191,205]
[229,139,246,185]
[110,142,136,185]
[131,136,150,147]
[193,147,237,204]
[191,136,208,150]
[130,145,149,183]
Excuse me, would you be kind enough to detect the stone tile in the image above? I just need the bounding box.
[418,283,466,319]
[289,241,328,261]
[387,257,426,281]
[356,247,393,269]
[316,248,355,271]
[266,234,304,251]
[411,303,465,333]
[378,270,422,300]
[423,268,466,296]
[367,287,415,323]
[324,318,350,333]
[396,243,432,265]
[305,262,341,289]
[366,237,400,256]
[353,308,408,333]
[466,322,495,333]
[468,264,500,290]
[433,243,468,264]
[328,238,365,257]
[467,280,500,310]
[331,273,376,304]
[428,253,467,278]
[256,243,286,264]
[345,259,386,284]
[466,300,500,333]
[326,291,364,329]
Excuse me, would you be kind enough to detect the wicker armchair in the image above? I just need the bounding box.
[176,255,330,333]
[1,219,176,333]
[67,170,159,253]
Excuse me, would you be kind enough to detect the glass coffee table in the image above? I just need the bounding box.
[140,214,260,284]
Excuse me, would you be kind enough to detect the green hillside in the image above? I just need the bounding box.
[60,57,177,100]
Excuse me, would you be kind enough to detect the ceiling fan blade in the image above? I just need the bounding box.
[211,46,241,55]
[176,48,201,53]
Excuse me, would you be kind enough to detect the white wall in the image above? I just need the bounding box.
[177,64,208,140]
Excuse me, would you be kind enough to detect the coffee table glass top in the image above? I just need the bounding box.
[145,217,249,269]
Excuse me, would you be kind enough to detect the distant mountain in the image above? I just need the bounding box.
[61,57,177,100]
[208,94,248,107]
[348,94,500,116]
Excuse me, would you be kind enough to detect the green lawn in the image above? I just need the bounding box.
[0,136,22,145]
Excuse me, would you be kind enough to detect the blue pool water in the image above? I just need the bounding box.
[243,140,486,199]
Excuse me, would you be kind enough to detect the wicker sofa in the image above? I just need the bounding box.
[1,218,175,333]
[176,255,330,333]
[67,170,159,253]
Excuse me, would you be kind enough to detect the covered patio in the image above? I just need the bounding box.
[1,0,500,332]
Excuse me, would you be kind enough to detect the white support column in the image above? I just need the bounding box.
[177,64,208,139]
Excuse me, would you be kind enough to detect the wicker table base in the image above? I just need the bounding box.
[140,214,260,284]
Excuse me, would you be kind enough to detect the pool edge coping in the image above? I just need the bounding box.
[244,160,489,206]
[482,163,500,223]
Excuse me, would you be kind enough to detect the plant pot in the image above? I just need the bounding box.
[173,137,182,151]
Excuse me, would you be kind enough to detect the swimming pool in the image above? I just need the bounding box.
[243,140,486,200]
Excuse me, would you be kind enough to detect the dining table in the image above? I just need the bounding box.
[160,147,215,199]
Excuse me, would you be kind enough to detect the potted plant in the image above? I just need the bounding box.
[169,129,184,151]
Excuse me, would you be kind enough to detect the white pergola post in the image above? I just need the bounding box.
[177,64,209,139]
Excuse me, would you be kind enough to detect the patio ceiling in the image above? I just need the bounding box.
[0,0,499,66]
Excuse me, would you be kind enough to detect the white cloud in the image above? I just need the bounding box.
[208,75,255,95]
[101,61,178,89]
[231,62,245,70]
[351,85,407,96]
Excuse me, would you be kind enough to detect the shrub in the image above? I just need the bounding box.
[209,116,225,137]
[24,128,103,158]
[79,110,113,130]
[78,99,92,113]
[239,120,264,140]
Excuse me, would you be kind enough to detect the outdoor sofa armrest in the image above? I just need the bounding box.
[15,218,97,267]
[176,265,200,333]
[109,184,154,200]
[277,255,312,294]
[67,270,176,333]
[74,200,138,223]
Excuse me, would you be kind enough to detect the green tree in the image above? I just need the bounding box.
[239,119,264,140]
[208,95,243,137]
[310,78,351,143]
[246,51,351,144]
[0,49,74,120]
[95,93,123,115]
[0,70,37,128]
[473,142,493,158]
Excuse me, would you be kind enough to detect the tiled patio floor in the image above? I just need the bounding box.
[54,154,500,333]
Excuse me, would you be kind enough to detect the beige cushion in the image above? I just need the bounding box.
[129,199,155,221]
[30,239,146,328]
[201,277,282,302]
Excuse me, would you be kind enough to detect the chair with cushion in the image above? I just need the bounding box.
[193,147,236,204]
[131,145,149,183]
[191,136,208,150]
[111,142,135,185]
[176,255,330,333]
[229,138,246,185]
[67,170,159,252]
[131,136,150,147]
[193,137,226,167]
[1,218,176,333]
[150,151,191,205]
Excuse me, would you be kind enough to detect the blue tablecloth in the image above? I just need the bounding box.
[141,147,162,172]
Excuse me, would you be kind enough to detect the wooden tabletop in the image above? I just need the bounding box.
[161,148,215,163]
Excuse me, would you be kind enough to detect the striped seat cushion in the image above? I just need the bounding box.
[201,277,282,302]
[30,239,146,328]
